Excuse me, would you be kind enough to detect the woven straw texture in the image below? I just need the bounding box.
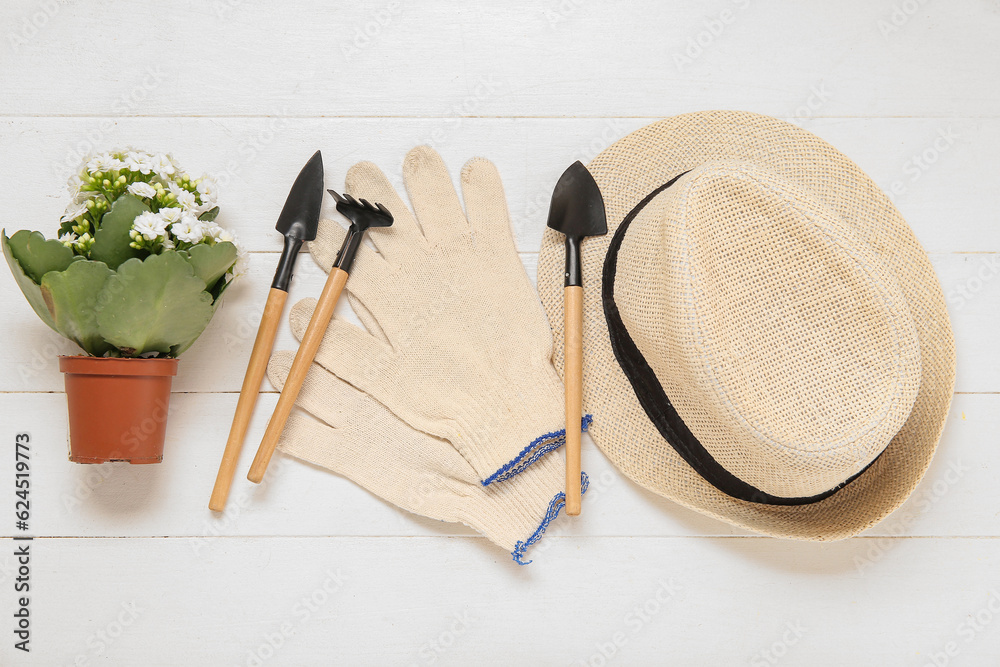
[537,111,956,540]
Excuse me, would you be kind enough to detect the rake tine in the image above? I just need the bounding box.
[327,187,392,228]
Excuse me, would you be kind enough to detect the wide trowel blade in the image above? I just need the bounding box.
[275,150,324,241]
[546,161,607,238]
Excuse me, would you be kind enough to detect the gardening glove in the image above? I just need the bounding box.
[302,146,579,486]
[267,350,588,564]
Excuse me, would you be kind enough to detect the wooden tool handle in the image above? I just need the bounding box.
[209,287,287,512]
[247,267,349,483]
[564,285,584,515]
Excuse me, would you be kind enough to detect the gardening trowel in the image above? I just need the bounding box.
[209,150,324,512]
[546,161,607,516]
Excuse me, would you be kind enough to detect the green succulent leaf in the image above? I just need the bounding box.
[171,271,236,356]
[95,252,213,356]
[198,206,220,222]
[40,260,114,356]
[5,229,80,284]
[2,230,59,331]
[186,241,237,291]
[90,194,148,270]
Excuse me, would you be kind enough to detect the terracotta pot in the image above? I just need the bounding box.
[58,356,179,464]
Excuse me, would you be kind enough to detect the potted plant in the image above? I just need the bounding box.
[3,149,241,464]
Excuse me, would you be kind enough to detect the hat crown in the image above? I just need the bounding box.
[615,161,922,498]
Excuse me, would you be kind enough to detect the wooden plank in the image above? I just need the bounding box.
[1,1,997,118]
[1,251,993,392]
[0,391,989,539]
[0,116,996,255]
[0,0,995,660]
[0,535,997,665]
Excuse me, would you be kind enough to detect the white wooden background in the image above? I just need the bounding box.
[0,1,997,664]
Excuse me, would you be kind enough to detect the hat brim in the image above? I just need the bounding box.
[537,111,956,540]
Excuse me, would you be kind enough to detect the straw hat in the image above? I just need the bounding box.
[537,111,956,539]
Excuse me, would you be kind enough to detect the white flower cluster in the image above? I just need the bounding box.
[83,150,178,182]
[130,208,235,250]
[61,149,239,255]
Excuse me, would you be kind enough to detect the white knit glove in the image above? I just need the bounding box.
[267,350,588,564]
[302,146,573,485]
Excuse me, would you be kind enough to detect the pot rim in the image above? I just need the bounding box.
[58,355,179,377]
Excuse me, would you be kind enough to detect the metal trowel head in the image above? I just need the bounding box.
[275,150,324,241]
[546,160,607,241]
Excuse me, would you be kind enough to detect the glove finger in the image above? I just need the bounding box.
[307,218,344,274]
[271,349,477,484]
[307,218,392,278]
[278,410,483,524]
[460,157,516,249]
[345,160,428,261]
[403,146,470,247]
[271,359,485,511]
[307,220,394,316]
[277,411,357,476]
[346,293,391,345]
[268,349,373,430]
[289,298,398,393]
